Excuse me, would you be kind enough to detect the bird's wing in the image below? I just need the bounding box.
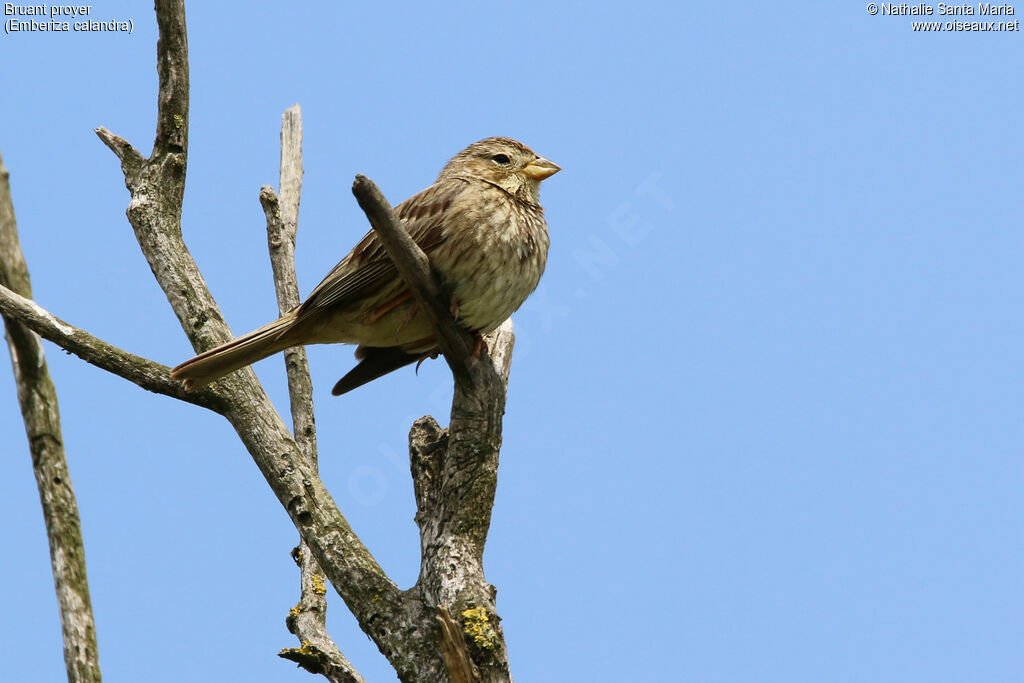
[297,177,470,320]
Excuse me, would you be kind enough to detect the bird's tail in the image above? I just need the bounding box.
[330,346,424,396]
[171,314,298,389]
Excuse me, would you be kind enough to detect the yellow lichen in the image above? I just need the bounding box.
[288,605,300,618]
[311,574,326,595]
[461,606,497,650]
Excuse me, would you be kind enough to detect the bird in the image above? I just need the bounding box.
[170,137,560,396]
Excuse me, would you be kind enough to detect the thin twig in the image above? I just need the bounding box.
[261,105,360,683]
[279,547,364,683]
[259,185,317,453]
[0,151,103,683]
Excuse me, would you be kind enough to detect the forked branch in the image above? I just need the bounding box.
[2,1,519,680]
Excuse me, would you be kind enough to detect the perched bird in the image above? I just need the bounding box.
[171,137,560,395]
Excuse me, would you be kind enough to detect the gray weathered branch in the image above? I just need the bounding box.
[407,322,515,682]
[350,178,515,680]
[0,283,223,410]
[351,176,476,384]
[261,105,360,683]
[0,151,102,683]
[89,2,444,680]
[279,545,363,683]
[261,105,315,466]
[3,1,521,679]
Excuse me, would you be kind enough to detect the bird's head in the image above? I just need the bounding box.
[438,137,560,203]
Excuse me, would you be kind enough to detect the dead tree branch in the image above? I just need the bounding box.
[261,106,360,683]
[91,3,432,677]
[90,2,444,680]
[0,284,223,410]
[351,176,476,383]
[2,1,519,680]
[351,179,515,680]
[0,151,102,683]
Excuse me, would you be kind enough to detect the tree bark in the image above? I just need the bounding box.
[0,150,103,683]
[1,1,519,680]
[262,106,363,683]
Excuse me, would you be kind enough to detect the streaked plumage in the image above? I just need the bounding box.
[171,137,559,395]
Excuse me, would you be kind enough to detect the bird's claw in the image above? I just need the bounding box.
[415,350,440,374]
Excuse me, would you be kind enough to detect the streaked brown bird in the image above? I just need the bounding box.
[171,137,560,395]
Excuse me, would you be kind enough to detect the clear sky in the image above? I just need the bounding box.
[2,2,1022,681]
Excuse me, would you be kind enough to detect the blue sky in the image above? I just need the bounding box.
[2,2,1022,681]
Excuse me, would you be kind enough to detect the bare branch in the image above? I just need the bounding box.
[153,0,189,157]
[0,283,224,411]
[280,546,365,683]
[95,0,229,354]
[483,322,514,389]
[262,105,361,682]
[277,105,303,230]
[409,322,513,606]
[260,186,317,451]
[99,4,423,664]
[94,126,145,177]
[351,175,516,679]
[5,2,521,678]
[265,105,315,459]
[350,180,515,677]
[82,3,437,673]
[417,319,516,680]
[0,151,102,683]
[87,6,460,676]
[279,642,364,683]
[350,175,475,384]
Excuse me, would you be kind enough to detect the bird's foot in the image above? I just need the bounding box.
[472,334,487,359]
[415,350,440,374]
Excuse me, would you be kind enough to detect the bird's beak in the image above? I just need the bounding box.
[521,157,561,180]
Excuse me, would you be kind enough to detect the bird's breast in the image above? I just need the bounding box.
[436,196,549,335]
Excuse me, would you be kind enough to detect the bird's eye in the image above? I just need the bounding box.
[491,153,511,165]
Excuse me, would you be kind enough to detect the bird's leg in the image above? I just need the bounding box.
[472,334,487,359]
[447,293,486,358]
